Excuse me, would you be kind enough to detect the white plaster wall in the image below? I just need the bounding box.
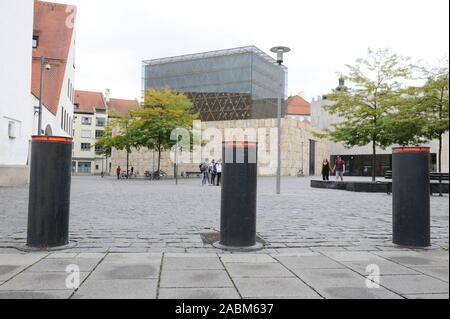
[0,0,34,167]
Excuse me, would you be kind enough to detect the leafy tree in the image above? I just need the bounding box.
[418,60,449,172]
[97,110,137,177]
[324,48,415,181]
[130,88,198,173]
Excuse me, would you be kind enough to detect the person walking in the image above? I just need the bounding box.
[201,159,209,186]
[215,160,222,186]
[210,160,216,186]
[322,159,332,181]
[333,156,346,182]
[116,166,121,180]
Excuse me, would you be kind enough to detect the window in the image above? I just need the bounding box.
[81,130,92,138]
[95,130,105,138]
[78,162,91,173]
[81,117,92,125]
[81,143,91,151]
[96,117,106,127]
[8,121,16,139]
[32,35,39,49]
[95,145,103,154]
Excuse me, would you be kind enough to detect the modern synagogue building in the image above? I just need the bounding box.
[142,46,287,121]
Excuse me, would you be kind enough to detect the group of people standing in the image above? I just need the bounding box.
[200,159,222,186]
[321,156,346,182]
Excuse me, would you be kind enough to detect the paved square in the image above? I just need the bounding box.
[0,176,448,251]
[0,177,448,299]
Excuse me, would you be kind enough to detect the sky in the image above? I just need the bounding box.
[57,0,449,102]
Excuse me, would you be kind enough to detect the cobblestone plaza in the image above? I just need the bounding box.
[0,176,448,252]
[0,177,448,299]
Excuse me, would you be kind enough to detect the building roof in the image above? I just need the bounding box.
[74,91,107,114]
[31,0,76,115]
[143,46,287,71]
[286,95,311,116]
[107,98,140,117]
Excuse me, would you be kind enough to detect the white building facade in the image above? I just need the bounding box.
[0,0,35,186]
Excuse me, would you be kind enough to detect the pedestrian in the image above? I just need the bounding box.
[322,159,332,181]
[201,159,209,186]
[116,166,121,180]
[333,156,346,182]
[216,160,222,186]
[210,160,216,186]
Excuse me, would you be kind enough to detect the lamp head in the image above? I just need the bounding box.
[270,46,291,65]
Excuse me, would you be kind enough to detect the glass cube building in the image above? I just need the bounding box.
[142,46,288,121]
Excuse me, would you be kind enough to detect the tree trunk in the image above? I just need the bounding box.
[126,150,129,179]
[372,140,377,182]
[157,144,162,173]
[439,135,442,173]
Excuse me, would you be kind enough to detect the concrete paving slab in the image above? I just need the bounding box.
[225,263,295,278]
[47,253,78,259]
[342,260,420,276]
[89,262,160,280]
[159,288,240,299]
[321,251,385,262]
[318,286,403,299]
[233,277,320,298]
[73,279,157,299]
[0,290,73,299]
[404,293,449,299]
[0,253,47,266]
[219,254,277,263]
[102,253,162,264]
[160,270,233,288]
[26,258,101,273]
[0,265,26,282]
[380,274,449,295]
[0,272,88,291]
[291,268,368,288]
[276,255,345,269]
[407,267,449,283]
[163,256,223,270]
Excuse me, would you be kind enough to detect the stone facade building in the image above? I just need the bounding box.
[110,118,330,177]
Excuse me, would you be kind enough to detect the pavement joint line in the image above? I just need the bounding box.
[155,252,165,300]
[68,251,110,299]
[315,251,406,299]
[373,252,450,285]
[271,255,325,299]
[218,253,243,299]
[0,252,50,288]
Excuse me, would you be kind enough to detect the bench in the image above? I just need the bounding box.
[182,171,201,178]
[385,170,449,196]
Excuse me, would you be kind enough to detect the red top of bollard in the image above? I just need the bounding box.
[32,136,73,143]
[393,147,430,153]
[223,141,257,148]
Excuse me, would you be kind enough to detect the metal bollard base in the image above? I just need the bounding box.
[18,241,78,253]
[213,242,264,252]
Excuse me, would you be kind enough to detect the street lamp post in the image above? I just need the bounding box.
[175,127,179,185]
[270,46,290,195]
[35,56,51,136]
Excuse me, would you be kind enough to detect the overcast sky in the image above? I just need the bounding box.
[58,0,449,102]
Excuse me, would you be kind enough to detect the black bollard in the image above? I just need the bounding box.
[27,136,73,248]
[218,141,259,249]
[392,147,431,247]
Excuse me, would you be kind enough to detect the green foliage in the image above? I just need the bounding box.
[325,48,416,149]
[130,88,198,152]
[417,60,449,141]
[324,48,417,180]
